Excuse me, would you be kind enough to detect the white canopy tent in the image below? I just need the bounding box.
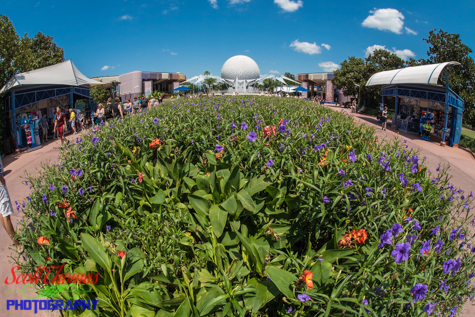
[366,62,461,87]
[1,60,103,93]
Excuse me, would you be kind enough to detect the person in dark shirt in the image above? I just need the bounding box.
[112,97,123,119]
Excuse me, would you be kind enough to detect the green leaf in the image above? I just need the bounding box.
[57,238,79,260]
[221,195,238,215]
[80,233,111,271]
[129,305,155,317]
[205,152,217,166]
[245,279,279,313]
[124,257,144,283]
[89,199,102,228]
[321,249,355,263]
[265,266,296,299]
[231,223,263,274]
[236,190,256,212]
[311,261,332,285]
[150,189,166,205]
[209,205,228,237]
[174,298,191,317]
[189,194,210,216]
[245,176,270,196]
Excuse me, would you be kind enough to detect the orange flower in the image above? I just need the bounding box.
[72,175,77,181]
[57,198,70,209]
[149,138,161,150]
[205,173,210,177]
[423,250,430,255]
[264,143,269,146]
[46,257,52,261]
[66,207,78,219]
[356,229,367,244]
[37,236,50,245]
[216,153,222,160]
[138,173,145,183]
[263,126,276,137]
[299,270,313,289]
[118,251,126,258]
[339,234,352,247]
[128,160,131,164]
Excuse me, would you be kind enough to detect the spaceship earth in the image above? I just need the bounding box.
[221,55,260,80]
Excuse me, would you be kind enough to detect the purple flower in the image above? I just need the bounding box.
[452,258,461,275]
[62,186,68,194]
[76,169,83,177]
[215,144,224,152]
[431,226,440,235]
[278,125,286,133]
[42,194,47,203]
[441,194,445,200]
[266,159,274,167]
[342,180,353,187]
[459,233,465,240]
[106,225,111,231]
[362,299,368,305]
[367,153,373,162]
[423,302,438,316]
[247,132,257,142]
[241,122,248,130]
[50,211,56,216]
[391,242,411,264]
[231,122,236,129]
[378,229,393,248]
[49,183,54,191]
[70,169,76,175]
[449,228,459,241]
[420,240,431,255]
[412,220,421,231]
[298,294,311,302]
[323,196,331,204]
[131,179,135,184]
[411,284,427,302]
[79,187,84,195]
[153,118,159,124]
[402,178,409,187]
[365,188,373,197]
[349,150,357,162]
[412,182,422,192]
[88,186,93,191]
[92,136,99,145]
[337,169,345,177]
[411,164,418,174]
[381,188,386,196]
[407,235,417,244]
[286,307,293,313]
[443,259,456,274]
[391,223,404,237]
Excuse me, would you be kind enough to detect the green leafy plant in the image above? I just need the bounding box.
[14,96,475,316]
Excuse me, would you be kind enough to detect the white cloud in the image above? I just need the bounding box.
[209,0,218,9]
[229,0,251,4]
[170,52,178,55]
[120,14,133,21]
[318,62,339,72]
[290,40,321,55]
[393,48,416,60]
[274,0,303,12]
[405,27,417,35]
[362,8,404,34]
[162,49,169,52]
[101,65,110,71]
[365,44,416,60]
[245,49,250,52]
[269,70,280,74]
[321,43,331,50]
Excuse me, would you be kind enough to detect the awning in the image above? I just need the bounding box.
[366,61,461,87]
[1,60,104,93]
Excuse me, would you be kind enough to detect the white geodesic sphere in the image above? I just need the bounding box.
[221,55,260,80]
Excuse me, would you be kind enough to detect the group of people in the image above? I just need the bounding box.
[93,95,164,123]
[38,106,86,146]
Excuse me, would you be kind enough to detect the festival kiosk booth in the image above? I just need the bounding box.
[1,60,103,152]
[366,62,465,147]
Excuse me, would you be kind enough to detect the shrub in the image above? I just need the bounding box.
[16,97,475,316]
[461,135,475,152]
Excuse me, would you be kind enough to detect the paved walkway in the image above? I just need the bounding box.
[1,108,475,316]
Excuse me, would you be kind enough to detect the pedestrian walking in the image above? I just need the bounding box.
[0,173,21,253]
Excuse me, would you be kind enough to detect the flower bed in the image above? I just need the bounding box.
[17,96,475,316]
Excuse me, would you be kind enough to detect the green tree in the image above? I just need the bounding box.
[332,56,365,101]
[0,15,21,89]
[203,78,216,92]
[23,31,64,70]
[423,29,475,125]
[284,72,295,80]
[204,70,210,76]
[90,80,111,104]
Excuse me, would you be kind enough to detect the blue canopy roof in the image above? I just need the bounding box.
[293,86,311,92]
[173,86,193,91]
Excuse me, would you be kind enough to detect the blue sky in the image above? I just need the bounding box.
[3,0,475,79]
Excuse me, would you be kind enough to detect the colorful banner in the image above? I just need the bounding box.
[143,81,152,97]
[325,80,333,102]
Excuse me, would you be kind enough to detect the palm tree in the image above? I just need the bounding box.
[204,70,210,76]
